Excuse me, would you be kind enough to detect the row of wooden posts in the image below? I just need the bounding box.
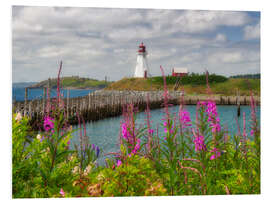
[12,88,260,130]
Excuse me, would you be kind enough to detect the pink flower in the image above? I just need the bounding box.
[117,160,122,167]
[164,127,174,134]
[210,148,221,160]
[179,110,192,128]
[164,128,168,133]
[210,154,215,160]
[192,129,207,152]
[43,116,54,132]
[210,122,221,133]
[250,129,254,136]
[121,123,128,140]
[194,135,207,152]
[131,139,141,154]
[60,188,65,197]
[199,101,221,133]
[148,129,154,134]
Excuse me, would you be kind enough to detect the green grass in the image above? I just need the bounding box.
[148,74,228,86]
[31,76,112,89]
[105,77,260,96]
[212,78,260,96]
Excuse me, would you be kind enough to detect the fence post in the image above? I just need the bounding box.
[24,88,28,117]
[67,89,70,118]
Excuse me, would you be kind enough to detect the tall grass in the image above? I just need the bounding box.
[105,77,260,96]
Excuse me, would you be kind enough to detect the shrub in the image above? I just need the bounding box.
[94,154,167,196]
[148,73,228,86]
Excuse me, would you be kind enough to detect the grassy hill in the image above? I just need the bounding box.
[13,82,37,88]
[30,76,111,89]
[105,77,260,96]
[230,73,260,79]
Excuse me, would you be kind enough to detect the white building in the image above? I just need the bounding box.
[134,42,150,78]
[172,67,188,77]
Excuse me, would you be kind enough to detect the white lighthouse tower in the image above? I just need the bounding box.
[134,42,150,78]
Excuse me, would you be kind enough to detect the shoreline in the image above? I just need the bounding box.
[25,86,103,90]
[13,89,261,105]
[12,90,260,129]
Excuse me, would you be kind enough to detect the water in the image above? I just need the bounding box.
[71,105,260,164]
[12,87,95,101]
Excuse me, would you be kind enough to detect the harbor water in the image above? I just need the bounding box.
[71,104,260,164]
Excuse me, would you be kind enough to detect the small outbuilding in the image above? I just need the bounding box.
[172,67,188,77]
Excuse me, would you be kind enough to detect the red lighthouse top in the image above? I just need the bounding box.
[138,42,146,53]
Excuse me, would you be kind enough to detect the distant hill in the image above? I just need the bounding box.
[230,73,260,79]
[13,82,37,88]
[105,77,260,96]
[29,76,111,89]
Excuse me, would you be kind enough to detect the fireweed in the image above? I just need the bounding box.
[120,104,143,157]
[179,109,192,129]
[144,94,154,157]
[192,128,207,152]
[12,64,260,197]
[43,116,54,132]
[12,62,101,198]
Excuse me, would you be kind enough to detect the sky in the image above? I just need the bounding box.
[12,6,260,82]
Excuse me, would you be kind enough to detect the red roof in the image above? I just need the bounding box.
[138,42,146,53]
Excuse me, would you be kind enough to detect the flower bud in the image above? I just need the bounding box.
[36,134,41,141]
[15,112,22,122]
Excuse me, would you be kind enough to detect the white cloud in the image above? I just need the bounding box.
[172,10,250,33]
[215,33,227,42]
[12,6,259,82]
[208,51,243,64]
[244,22,260,40]
[207,47,259,64]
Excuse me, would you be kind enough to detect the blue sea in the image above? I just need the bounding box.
[71,104,260,164]
[12,87,95,101]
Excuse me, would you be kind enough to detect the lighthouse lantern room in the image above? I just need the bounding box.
[134,42,150,78]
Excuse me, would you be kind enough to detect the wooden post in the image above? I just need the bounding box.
[28,101,32,119]
[24,88,28,117]
[43,87,46,114]
[237,98,241,117]
[67,89,70,118]
[71,99,74,116]
[48,78,51,101]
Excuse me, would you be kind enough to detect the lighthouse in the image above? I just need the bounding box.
[134,42,150,78]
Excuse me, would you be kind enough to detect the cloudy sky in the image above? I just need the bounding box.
[12,6,260,82]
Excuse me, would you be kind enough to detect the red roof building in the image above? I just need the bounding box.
[172,67,188,77]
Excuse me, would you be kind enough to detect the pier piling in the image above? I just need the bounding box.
[14,90,260,129]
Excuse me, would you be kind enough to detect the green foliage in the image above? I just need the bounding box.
[30,76,111,89]
[12,97,260,197]
[148,73,228,86]
[12,114,37,197]
[12,65,260,197]
[106,76,260,96]
[213,78,260,95]
[230,73,260,79]
[93,155,167,196]
[12,112,79,198]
